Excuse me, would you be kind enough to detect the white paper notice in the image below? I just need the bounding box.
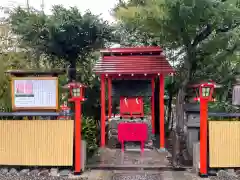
[13,79,57,108]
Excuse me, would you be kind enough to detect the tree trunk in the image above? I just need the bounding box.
[166,88,173,137]
[176,55,192,132]
[35,51,41,69]
[172,84,188,166]
[68,58,77,82]
[173,53,192,166]
[176,87,185,131]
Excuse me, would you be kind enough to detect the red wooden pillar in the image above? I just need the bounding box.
[108,77,112,119]
[100,74,106,147]
[200,98,208,175]
[151,78,155,134]
[159,74,165,149]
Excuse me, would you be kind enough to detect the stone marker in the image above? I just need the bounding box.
[59,169,71,176]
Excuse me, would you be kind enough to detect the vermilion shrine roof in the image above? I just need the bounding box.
[93,47,175,75]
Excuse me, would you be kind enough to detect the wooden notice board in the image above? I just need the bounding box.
[11,77,59,111]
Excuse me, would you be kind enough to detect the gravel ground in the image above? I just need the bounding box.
[0,168,79,180]
[209,170,240,180]
[0,169,114,180]
[1,167,239,180]
[0,173,70,180]
[0,175,69,180]
[2,169,239,180]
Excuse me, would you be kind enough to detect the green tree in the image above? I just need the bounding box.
[0,51,29,112]
[9,6,117,81]
[0,18,30,111]
[114,0,240,130]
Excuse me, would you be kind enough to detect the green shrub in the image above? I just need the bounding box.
[208,101,239,113]
[82,116,98,156]
[208,101,240,121]
[143,97,151,114]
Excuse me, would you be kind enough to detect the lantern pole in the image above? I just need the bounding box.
[199,97,208,177]
[74,99,81,173]
[67,83,86,174]
[199,82,215,177]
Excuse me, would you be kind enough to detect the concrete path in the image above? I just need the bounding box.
[69,170,112,180]
[87,148,170,169]
[112,171,210,180]
[75,170,210,180]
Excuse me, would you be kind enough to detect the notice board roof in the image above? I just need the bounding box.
[6,69,66,77]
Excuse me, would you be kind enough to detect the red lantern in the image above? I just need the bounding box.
[199,82,215,100]
[67,82,86,102]
[192,82,216,102]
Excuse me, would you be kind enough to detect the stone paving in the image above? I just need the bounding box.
[87,148,170,168]
[70,170,207,180]
[110,170,209,180]
[70,170,112,180]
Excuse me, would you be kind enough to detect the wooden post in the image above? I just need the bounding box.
[108,77,112,119]
[151,78,155,134]
[100,75,106,147]
[200,98,208,176]
[159,74,165,149]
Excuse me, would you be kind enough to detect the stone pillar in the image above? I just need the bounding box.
[232,75,240,105]
[193,142,200,174]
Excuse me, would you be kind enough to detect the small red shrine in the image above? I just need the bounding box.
[93,46,175,149]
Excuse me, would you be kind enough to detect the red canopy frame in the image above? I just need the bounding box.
[93,47,175,150]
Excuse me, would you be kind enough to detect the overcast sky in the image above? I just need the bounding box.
[0,0,117,22]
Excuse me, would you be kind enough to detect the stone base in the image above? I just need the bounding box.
[107,117,155,149]
[157,148,167,152]
[125,147,151,152]
[198,172,208,178]
[193,142,200,174]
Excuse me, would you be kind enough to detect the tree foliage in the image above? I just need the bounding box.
[115,0,239,75]
[0,19,31,111]
[114,0,240,129]
[9,6,117,81]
